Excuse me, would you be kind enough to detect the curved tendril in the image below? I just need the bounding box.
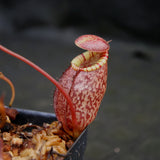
[0,45,77,134]
[0,72,15,107]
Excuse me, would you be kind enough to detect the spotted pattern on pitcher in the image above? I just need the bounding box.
[54,35,110,137]
[54,63,107,132]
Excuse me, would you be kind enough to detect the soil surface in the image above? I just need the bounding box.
[0,29,160,160]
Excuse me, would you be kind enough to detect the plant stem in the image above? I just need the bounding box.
[0,45,77,132]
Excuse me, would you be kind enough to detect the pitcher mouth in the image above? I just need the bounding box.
[71,51,109,72]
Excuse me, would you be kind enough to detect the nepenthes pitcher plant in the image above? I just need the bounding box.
[0,34,110,138]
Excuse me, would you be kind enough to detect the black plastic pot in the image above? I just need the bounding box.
[11,108,87,160]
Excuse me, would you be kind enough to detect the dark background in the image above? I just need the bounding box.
[0,0,160,42]
[0,0,160,160]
